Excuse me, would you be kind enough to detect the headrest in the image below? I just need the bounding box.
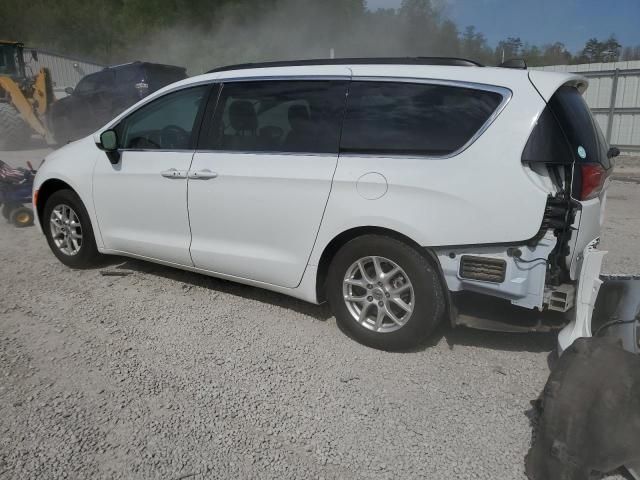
[229,100,257,132]
[288,104,310,123]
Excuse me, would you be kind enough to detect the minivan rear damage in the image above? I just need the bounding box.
[435,75,621,351]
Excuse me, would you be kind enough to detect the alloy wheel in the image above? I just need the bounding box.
[49,204,83,256]
[342,256,415,333]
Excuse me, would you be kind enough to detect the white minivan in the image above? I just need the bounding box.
[33,58,616,351]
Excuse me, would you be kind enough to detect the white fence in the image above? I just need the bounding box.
[536,61,640,153]
[25,48,104,99]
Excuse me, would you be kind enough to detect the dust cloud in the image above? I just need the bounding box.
[125,0,457,74]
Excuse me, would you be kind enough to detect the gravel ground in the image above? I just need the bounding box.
[0,149,638,479]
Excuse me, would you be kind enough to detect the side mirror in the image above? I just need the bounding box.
[99,130,120,164]
[100,130,118,150]
[64,86,74,95]
[607,146,620,159]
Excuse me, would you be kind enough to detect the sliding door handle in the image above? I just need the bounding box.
[188,169,218,180]
[160,168,188,179]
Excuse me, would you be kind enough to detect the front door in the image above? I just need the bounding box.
[188,78,349,288]
[93,85,210,265]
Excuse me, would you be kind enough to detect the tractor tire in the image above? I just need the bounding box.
[0,103,31,150]
[2,203,12,221]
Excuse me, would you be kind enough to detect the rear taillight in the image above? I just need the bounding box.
[578,164,608,201]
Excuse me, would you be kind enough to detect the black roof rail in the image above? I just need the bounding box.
[207,57,483,73]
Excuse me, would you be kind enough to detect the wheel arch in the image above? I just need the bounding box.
[314,226,448,305]
[35,178,76,229]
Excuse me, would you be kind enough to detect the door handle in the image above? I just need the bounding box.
[188,169,218,180]
[160,168,188,179]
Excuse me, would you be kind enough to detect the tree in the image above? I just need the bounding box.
[460,26,493,64]
[437,19,460,57]
[622,45,640,61]
[580,36,621,63]
[601,35,622,62]
[2,0,637,70]
[541,42,572,65]
[398,0,440,56]
[495,36,523,63]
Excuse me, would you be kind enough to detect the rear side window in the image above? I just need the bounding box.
[340,81,504,156]
[522,86,610,169]
[75,71,115,95]
[201,80,348,153]
[146,66,188,92]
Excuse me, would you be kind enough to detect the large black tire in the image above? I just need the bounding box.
[43,189,101,268]
[0,103,31,150]
[327,234,446,351]
[525,338,640,479]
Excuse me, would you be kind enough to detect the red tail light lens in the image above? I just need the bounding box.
[579,164,608,201]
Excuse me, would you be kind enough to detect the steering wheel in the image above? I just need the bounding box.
[160,125,190,149]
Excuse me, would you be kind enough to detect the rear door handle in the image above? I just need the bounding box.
[160,168,188,179]
[188,169,218,180]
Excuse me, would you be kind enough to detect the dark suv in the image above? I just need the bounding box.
[50,61,187,144]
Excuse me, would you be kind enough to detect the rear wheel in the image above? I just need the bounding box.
[0,103,31,150]
[327,234,446,351]
[43,189,101,268]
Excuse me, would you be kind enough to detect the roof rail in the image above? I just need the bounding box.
[207,57,483,73]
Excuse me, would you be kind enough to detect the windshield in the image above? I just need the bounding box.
[0,44,20,76]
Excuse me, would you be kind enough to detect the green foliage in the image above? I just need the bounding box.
[0,0,638,71]
[577,35,622,63]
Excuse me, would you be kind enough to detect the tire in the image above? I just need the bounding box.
[43,189,101,268]
[10,206,34,227]
[2,203,12,220]
[0,103,31,150]
[327,234,446,351]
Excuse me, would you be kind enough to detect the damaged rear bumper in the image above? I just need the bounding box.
[592,274,640,355]
[557,240,607,354]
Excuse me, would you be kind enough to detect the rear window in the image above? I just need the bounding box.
[522,86,611,169]
[115,65,144,84]
[145,66,187,92]
[340,81,504,156]
[74,71,115,94]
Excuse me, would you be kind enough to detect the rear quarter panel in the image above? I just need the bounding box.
[309,68,552,265]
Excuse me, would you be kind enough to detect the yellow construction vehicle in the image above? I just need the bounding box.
[0,40,55,150]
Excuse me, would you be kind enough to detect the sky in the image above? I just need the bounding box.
[366,0,640,52]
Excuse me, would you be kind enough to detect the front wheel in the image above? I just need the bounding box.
[43,189,101,268]
[327,235,446,351]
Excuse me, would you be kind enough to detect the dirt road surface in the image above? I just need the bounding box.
[1,149,637,479]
